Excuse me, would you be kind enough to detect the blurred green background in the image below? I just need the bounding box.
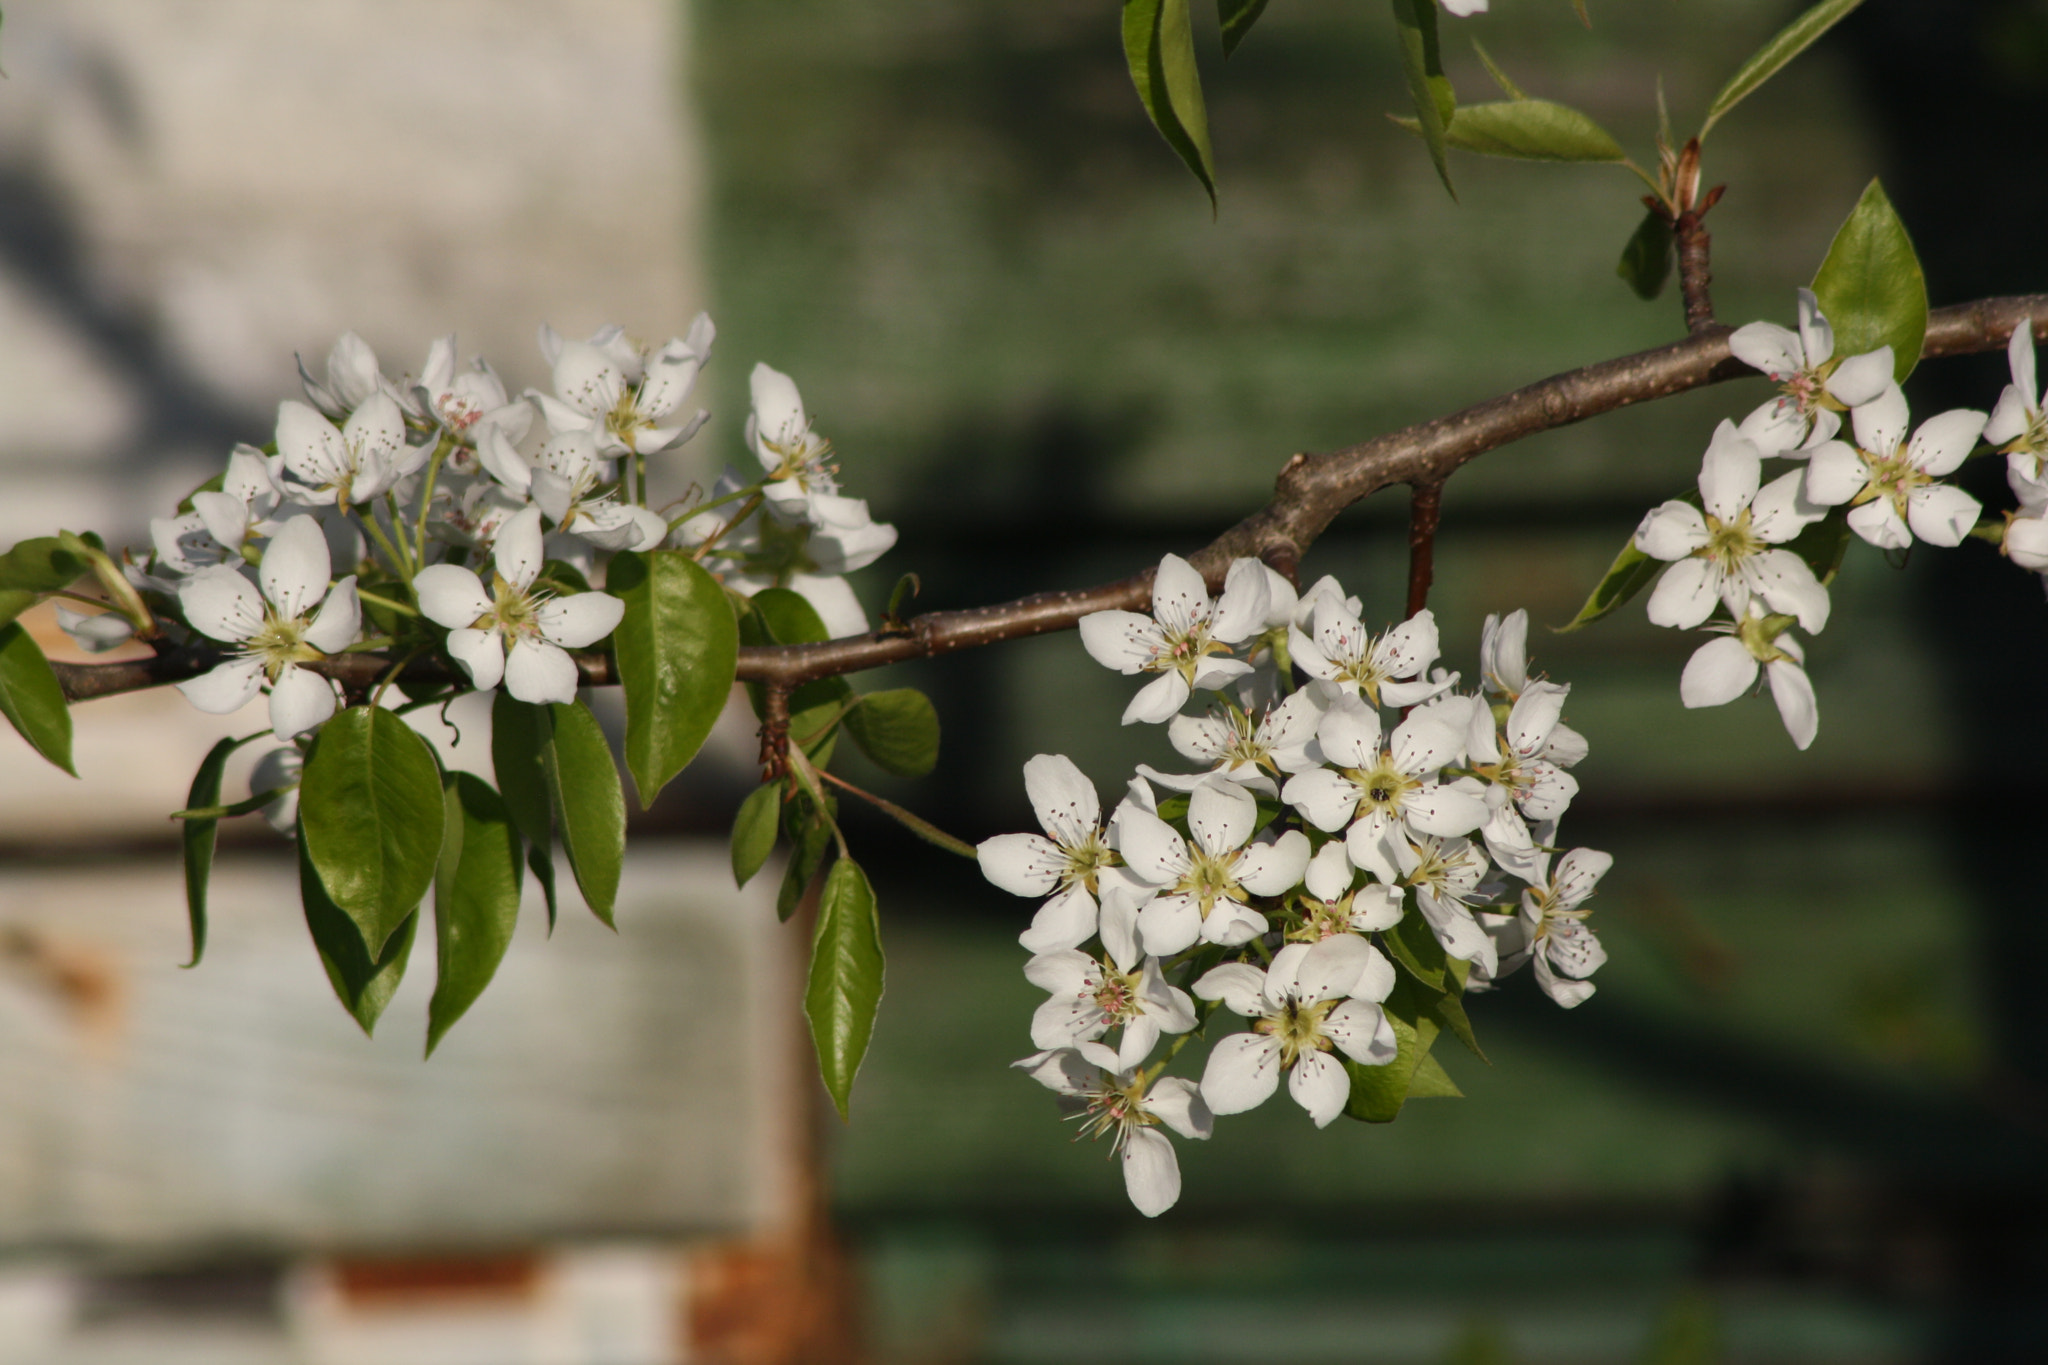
[690,1,2048,1360]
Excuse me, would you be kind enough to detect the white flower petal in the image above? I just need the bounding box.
[1209,558,1272,643]
[301,576,360,654]
[536,591,625,649]
[258,515,331,620]
[1078,610,1160,674]
[1149,554,1211,636]
[1135,894,1201,958]
[1304,840,1354,903]
[267,664,337,739]
[1765,657,1819,750]
[1236,829,1310,896]
[1680,636,1758,708]
[1288,1051,1350,1128]
[504,636,578,705]
[1322,999,1398,1066]
[176,657,265,715]
[1633,501,1710,561]
[1851,384,1910,455]
[1846,498,1911,550]
[494,506,547,591]
[179,567,265,644]
[1122,670,1190,726]
[415,565,493,629]
[1199,1033,1283,1115]
[1908,408,1989,477]
[1118,1128,1181,1217]
[1143,1076,1212,1141]
[1747,549,1831,634]
[446,626,506,692]
[1645,558,1719,630]
[1902,483,1980,548]
[1728,321,1803,378]
[1187,780,1255,857]
[1803,441,1871,506]
[978,833,1066,898]
[1697,421,1762,522]
[1825,347,1894,408]
[1281,768,1360,833]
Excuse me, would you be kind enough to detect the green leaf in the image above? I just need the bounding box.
[180,734,264,969]
[0,622,74,776]
[1123,0,1217,207]
[1390,0,1456,196]
[1345,975,1441,1122]
[608,549,740,810]
[0,535,92,592]
[1406,1052,1463,1099]
[544,699,626,927]
[1617,208,1675,301]
[1382,910,1449,992]
[1785,508,1853,586]
[0,590,35,631]
[778,792,835,923]
[1560,533,1660,630]
[1470,37,1526,100]
[741,588,854,720]
[491,693,559,928]
[1810,178,1927,383]
[805,857,885,1120]
[299,706,444,956]
[299,830,416,1035]
[1420,100,1625,162]
[1217,0,1269,57]
[1431,983,1488,1063]
[1699,0,1866,141]
[731,782,782,889]
[844,688,940,779]
[427,773,524,1056]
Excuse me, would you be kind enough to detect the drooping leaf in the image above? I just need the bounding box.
[544,699,626,927]
[805,857,886,1120]
[1811,178,1927,383]
[1406,1052,1464,1099]
[0,622,74,776]
[731,782,782,889]
[0,535,93,592]
[491,693,559,928]
[1123,0,1217,206]
[1699,0,1866,141]
[180,734,264,969]
[1617,208,1674,301]
[1390,0,1456,196]
[608,549,739,810]
[1431,981,1488,1063]
[778,792,836,923]
[1383,910,1450,992]
[1345,975,1441,1122]
[1217,0,1269,57]
[844,688,940,779]
[300,831,417,1035]
[1470,37,1527,100]
[1560,529,1659,631]
[1401,99,1624,162]
[1785,508,1853,586]
[299,706,444,956]
[427,773,524,1056]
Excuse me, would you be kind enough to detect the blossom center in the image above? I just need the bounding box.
[1075,1075,1155,1148]
[245,611,324,680]
[1347,758,1414,816]
[1855,448,1932,515]
[1090,967,1144,1023]
[1176,847,1246,917]
[1256,997,1338,1068]
[1701,510,1764,570]
[485,574,545,641]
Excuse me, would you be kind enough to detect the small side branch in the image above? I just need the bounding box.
[759,685,792,782]
[1672,185,1725,336]
[1405,480,1444,619]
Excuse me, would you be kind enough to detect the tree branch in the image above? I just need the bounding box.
[52,295,2048,704]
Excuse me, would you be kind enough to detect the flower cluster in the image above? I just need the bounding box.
[1630,290,2028,749]
[983,555,1612,1215]
[62,317,894,826]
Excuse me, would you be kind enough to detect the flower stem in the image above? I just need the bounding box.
[812,765,978,859]
[689,493,764,561]
[353,590,419,618]
[412,435,456,570]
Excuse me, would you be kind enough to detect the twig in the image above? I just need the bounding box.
[49,295,2048,705]
[1405,480,1444,619]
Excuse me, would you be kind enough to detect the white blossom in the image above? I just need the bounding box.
[1138,686,1327,797]
[296,331,385,420]
[1288,600,1448,708]
[414,505,624,704]
[54,605,135,654]
[531,318,712,458]
[1194,938,1399,1128]
[1115,779,1310,956]
[1014,1044,1211,1217]
[1678,604,1818,750]
[1986,319,2047,478]
[1079,555,1270,725]
[277,393,408,508]
[1727,289,1893,454]
[1804,385,1988,549]
[1635,420,1830,632]
[1281,694,1486,884]
[175,515,358,739]
[1024,950,1196,1072]
[979,753,1148,959]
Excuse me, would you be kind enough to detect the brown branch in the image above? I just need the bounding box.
[1672,185,1725,336]
[52,295,2048,705]
[1405,480,1444,619]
